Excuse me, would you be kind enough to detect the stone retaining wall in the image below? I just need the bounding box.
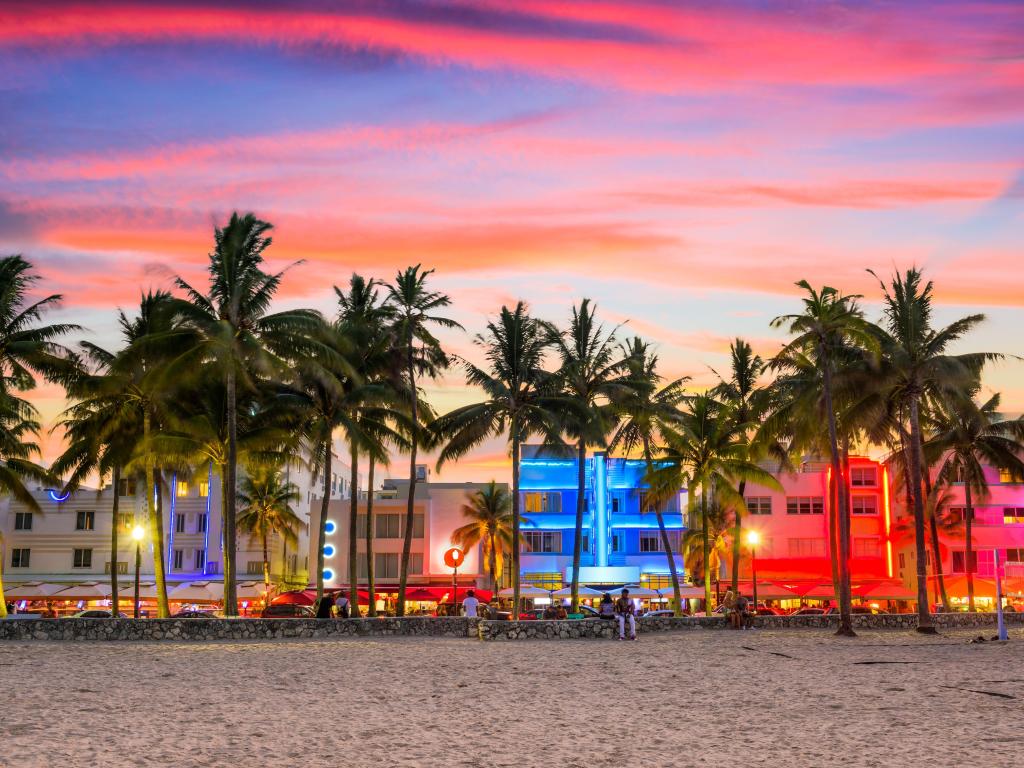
[0,616,480,642]
[1,612,1020,642]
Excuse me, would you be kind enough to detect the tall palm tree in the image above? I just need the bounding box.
[172,212,320,615]
[869,268,998,632]
[549,300,626,611]
[681,493,733,591]
[771,282,877,637]
[923,391,1024,611]
[0,394,53,617]
[652,393,780,612]
[450,481,522,594]
[607,338,689,614]
[712,339,768,592]
[387,266,461,616]
[237,464,306,602]
[433,302,559,615]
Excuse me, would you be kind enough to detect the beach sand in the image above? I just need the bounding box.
[2,628,1022,767]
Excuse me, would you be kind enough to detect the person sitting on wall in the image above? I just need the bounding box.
[543,603,558,619]
[554,603,568,620]
[599,593,615,620]
[614,589,637,640]
[315,592,335,619]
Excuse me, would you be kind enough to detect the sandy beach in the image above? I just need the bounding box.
[2,628,1022,768]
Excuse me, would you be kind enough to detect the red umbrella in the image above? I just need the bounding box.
[272,589,318,606]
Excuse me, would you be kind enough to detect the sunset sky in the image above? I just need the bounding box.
[2,1,1022,480]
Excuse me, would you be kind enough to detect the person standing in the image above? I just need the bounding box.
[462,589,479,618]
[614,588,637,641]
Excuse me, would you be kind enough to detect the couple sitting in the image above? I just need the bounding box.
[599,588,638,641]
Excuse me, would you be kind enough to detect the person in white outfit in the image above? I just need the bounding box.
[614,588,637,640]
[462,589,479,618]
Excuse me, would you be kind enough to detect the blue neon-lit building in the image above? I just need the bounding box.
[517,445,687,589]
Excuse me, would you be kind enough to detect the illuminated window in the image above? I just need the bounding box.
[75,510,95,531]
[104,561,128,575]
[853,538,882,558]
[786,497,824,515]
[523,531,561,553]
[787,538,825,557]
[73,548,93,568]
[11,548,30,568]
[745,497,772,515]
[199,481,210,497]
[523,572,562,590]
[1004,508,1024,524]
[998,468,1020,484]
[117,513,133,530]
[524,492,561,513]
[852,495,878,515]
[643,574,673,590]
[851,467,877,487]
[117,479,137,497]
[176,481,189,497]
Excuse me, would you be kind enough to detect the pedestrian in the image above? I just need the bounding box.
[722,587,737,628]
[614,588,637,641]
[462,589,480,618]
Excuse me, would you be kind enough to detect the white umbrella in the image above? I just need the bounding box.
[236,581,269,599]
[621,585,660,598]
[53,582,112,600]
[550,585,604,598]
[498,585,551,598]
[5,582,68,600]
[169,581,222,603]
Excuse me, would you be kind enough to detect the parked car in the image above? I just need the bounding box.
[173,610,217,619]
[754,606,784,616]
[71,610,127,619]
[261,604,314,619]
[827,606,889,615]
[790,607,827,616]
[643,609,676,618]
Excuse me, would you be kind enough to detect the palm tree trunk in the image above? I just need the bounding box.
[907,393,936,633]
[488,532,498,594]
[921,468,949,610]
[964,481,975,612]
[731,480,745,593]
[144,412,170,618]
[366,457,376,617]
[224,367,238,617]
[827,465,841,597]
[110,466,121,615]
[701,482,712,612]
[397,328,418,617]
[821,362,854,637]
[643,441,682,614]
[511,420,521,619]
[570,439,586,613]
[315,438,332,600]
[262,531,270,606]
[348,442,360,616]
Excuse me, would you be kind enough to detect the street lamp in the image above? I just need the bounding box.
[131,524,145,619]
[746,530,761,612]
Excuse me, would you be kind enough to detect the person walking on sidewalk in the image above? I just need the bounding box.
[614,588,637,641]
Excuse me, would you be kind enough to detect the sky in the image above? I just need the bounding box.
[1,0,1022,482]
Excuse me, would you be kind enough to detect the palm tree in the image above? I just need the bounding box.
[607,338,689,614]
[433,302,559,615]
[870,268,998,632]
[681,493,733,592]
[771,282,877,637]
[712,339,768,592]
[172,212,320,615]
[652,393,780,613]
[0,394,53,617]
[387,266,461,616]
[549,300,626,611]
[923,391,1024,611]
[237,464,306,602]
[450,481,523,594]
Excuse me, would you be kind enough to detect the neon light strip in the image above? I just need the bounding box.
[47,489,70,503]
[883,466,893,578]
[167,471,177,569]
[204,464,212,576]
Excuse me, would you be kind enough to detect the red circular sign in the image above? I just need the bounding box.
[443,547,464,568]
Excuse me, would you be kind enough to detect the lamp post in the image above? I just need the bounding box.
[746,530,760,613]
[131,524,145,619]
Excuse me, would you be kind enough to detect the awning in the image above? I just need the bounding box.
[737,582,799,600]
[551,586,604,598]
[856,581,917,601]
[932,574,997,599]
[498,585,551,598]
[169,581,222,604]
[52,582,112,600]
[4,582,68,600]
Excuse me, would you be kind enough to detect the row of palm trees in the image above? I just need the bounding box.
[1,211,1020,636]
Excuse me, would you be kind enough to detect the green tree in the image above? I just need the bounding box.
[237,464,306,602]
[387,266,461,616]
[450,481,523,594]
[172,212,319,615]
[681,493,733,591]
[608,338,689,614]
[434,302,559,616]
[549,300,626,611]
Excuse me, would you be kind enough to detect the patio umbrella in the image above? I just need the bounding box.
[498,585,551,598]
[743,582,799,600]
[801,582,836,600]
[169,581,222,603]
[4,582,67,600]
[550,586,604,598]
[236,582,269,599]
[858,582,917,601]
[272,589,318,606]
[621,586,660,598]
[406,588,443,602]
[53,582,112,600]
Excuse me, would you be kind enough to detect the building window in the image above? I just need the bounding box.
[246,561,264,575]
[787,538,825,557]
[522,531,561,553]
[75,510,95,530]
[1005,548,1024,562]
[851,467,877,487]
[611,531,625,552]
[580,532,590,553]
[638,491,658,513]
[14,511,32,530]
[172,549,184,570]
[1004,508,1024,524]
[11,548,30,568]
[999,468,1020,484]
[523,572,562,590]
[175,514,186,533]
[199,481,210,497]
[643,574,674,590]
[898,552,906,569]
[611,495,621,513]
[852,495,878,515]
[73,548,93,568]
[412,513,424,538]
[524,492,561,513]
[745,497,772,515]
[639,530,681,552]
[786,497,824,515]
[117,513,133,530]
[952,550,977,574]
[196,513,207,534]
[104,561,128,575]
[176,481,189,497]
[194,550,206,570]
[373,553,398,580]
[853,538,882,558]
[117,478,137,497]
[376,514,401,539]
